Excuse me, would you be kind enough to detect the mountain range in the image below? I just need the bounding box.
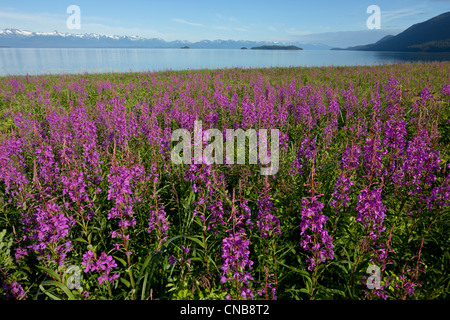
[1,11,449,52]
[340,11,450,52]
[0,28,331,50]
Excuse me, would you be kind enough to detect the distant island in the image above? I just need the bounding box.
[335,11,450,52]
[180,46,190,49]
[241,47,248,50]
[251,45,303,50]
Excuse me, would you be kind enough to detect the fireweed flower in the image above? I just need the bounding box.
[401,130,441,196]
[81,250,120,285]
[256,268,277,300]
[239,199,253,229]
[168,255,177,267]
[356,187,386,240]
[426,169,450,211]
[1,274,27,300]
[169,246,191,267]
[21,202,74,266]
[382,117,407,181]
[107,164,147,251]
[0,138,29,200]
[299,197,334,271]
[35,143,60,193]
[441,84,450,97]
[70,107,103,179]
[148,202,169,249]
[45,109,73,153]
[322,99,340,150]
[331,144,361,211]
[184,157,227,231]
[362,137,385,178]
[220,188,255,300]
[220,229,254,299]
[330,176,354,210]
[61,169,90,204]
[289,137,316,176]
[256,180,280,238]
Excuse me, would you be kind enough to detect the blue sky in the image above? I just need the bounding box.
[0,0,449,45]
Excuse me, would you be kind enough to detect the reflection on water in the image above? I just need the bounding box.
[0,48,449,76]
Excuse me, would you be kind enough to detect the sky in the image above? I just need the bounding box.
[0,0,449,46]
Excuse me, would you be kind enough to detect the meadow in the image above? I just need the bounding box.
[0,63,449,300]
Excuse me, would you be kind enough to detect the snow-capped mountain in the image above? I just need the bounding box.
[0,28,332,50]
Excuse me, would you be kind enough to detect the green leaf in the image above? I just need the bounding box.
[40,280,76,300]
[38,285,61,300]
[74,237,89,244]
[276,260,311,278]
[140,272,149,300]
[114,256,128,267]
[120,277,131,288]
[187,236,205,248]
[36,265,61,281]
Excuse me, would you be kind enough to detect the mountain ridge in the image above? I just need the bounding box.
[342,11,450,52]
[0,28,331,50]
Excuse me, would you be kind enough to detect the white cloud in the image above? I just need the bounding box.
[213,14,236,23]
[171,18,205,27]
[381,6,428,23]
[234,26,250,32]
[287,29,403,47]
[284,27,312,36]
[0,10,65,25]
[213,25,230,31]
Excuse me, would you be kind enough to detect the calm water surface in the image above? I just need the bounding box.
[1,48,449,76]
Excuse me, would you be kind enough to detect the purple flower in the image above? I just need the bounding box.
[168,255,177,267]
[400,130,441,194]
[61,169,90,204]
[299,197,334,271]
[330,143,361,211]
[22,201,74,265]
[148,203,169,249]
[81,250,119,285]
[0,138,29,199]
[220,230,254,299]
[82,250,97,273]
[356,187,386,240]
[256,180,280,238]
[331,175,354,209]
[35,144,60,190]
[290,137,316,176]
[362,137,385,177]
[107,164,147,254]
[1,276,27,300]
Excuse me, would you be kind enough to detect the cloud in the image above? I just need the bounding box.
[0,10,65,24]
[171,18,205,27]
[284,27,312,36]
[213,25,230,31]
[286,29,403,47]
[381,7,428,23]
[234,26,250,32]
[214,13,236,23]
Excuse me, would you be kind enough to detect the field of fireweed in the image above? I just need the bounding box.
[0,63,449,301]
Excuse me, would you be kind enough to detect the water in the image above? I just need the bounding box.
[0,48,449,76]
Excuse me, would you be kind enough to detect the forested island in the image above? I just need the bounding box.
[250,45,303,50]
